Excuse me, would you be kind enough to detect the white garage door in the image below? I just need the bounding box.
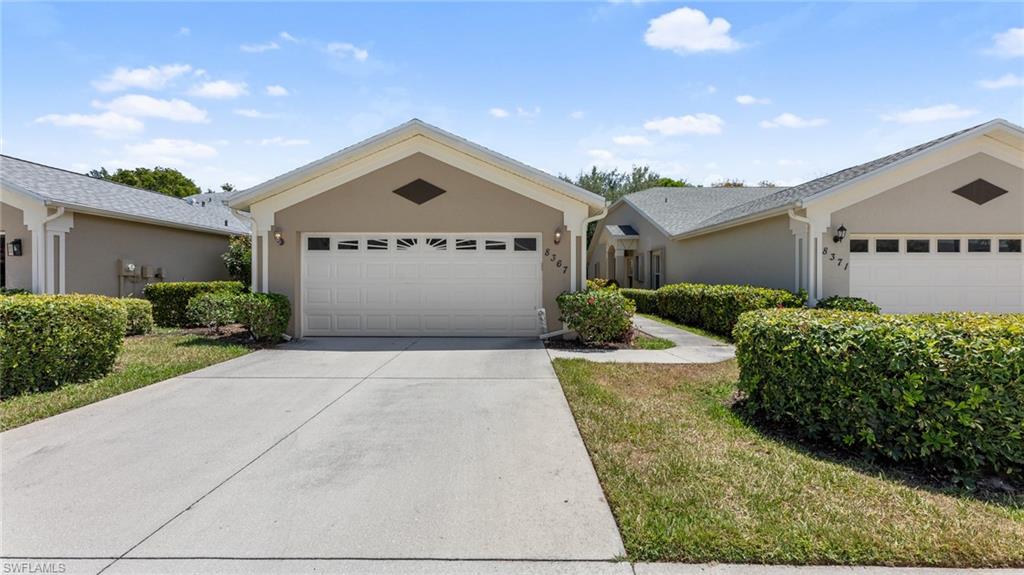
[301,233,543,336]
[849,236,1023,313]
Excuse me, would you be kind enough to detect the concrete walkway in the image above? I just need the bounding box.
[547,315,735,364]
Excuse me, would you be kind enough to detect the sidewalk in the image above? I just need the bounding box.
[547,315,735,364]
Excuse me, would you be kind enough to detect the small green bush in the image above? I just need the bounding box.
[0,294,127,397]
[222,235,252,284]
[233,292,291,341]
[557,289,636,344]
[143,281,245,327]
[815,295,881,313]
[186,292,238,333]
[0,288,31,296]
[119,298,154,335]
[656,283,805,338]
[734,309,1024,479]
[619,288,658,314]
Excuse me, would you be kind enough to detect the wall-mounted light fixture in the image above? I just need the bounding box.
[271,225,285,246]
[553,225,564,245]
[7,239,22,257]
[832,224,847,244]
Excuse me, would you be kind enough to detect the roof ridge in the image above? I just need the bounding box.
[1,154,204,206]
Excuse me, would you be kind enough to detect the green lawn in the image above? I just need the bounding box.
[632,335,675,350]
[554,358,1024,567]
[638,313,731,343]
[1,329,251,431]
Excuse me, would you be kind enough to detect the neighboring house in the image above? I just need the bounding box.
[590,118,1024,314]
[0,156,249,297]
[229,119,605,338]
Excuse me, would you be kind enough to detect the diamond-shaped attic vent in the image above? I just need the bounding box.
[952,179,1008,206]
[393,179,446,205]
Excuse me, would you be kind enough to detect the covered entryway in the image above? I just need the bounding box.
[301,233,543,336]
[849,235,1023,313]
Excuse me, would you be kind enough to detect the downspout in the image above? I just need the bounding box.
[41,207,65,294]
[540,204,608,340]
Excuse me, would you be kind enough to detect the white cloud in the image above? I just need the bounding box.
[587,149,615,164]
[978,73,1024,90]
[706,84,717,94]
[34,111,144,138]
[92,64,192,92]
[643,113,724,135]
[177,27,190,36]
[188,80,249,99]
[93,94,208,123]
[489,107,510,118]
[234,108,276,119]
[246,137,310,147]
[240,41,280,53]
[279,31,300,43]
[644,7,742,54]
[569,110,585,120]
[990,27,1024,58]
[759,113,828,128]
[736,94,771,105]
[613,135,651,146]
[879,104,978,124]
[516,106,541,118]
[325,42,369,61]
[265,84,289,96]
[123,138,218,166]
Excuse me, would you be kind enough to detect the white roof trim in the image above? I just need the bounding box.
[230,119,606,211]
[796,118,1024,209]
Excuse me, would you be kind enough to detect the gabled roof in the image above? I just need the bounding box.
[686,118,1024,237]
[1,155,248,235]
[621,186,784,237]
[229,118,606,212]
[605,224,639,238]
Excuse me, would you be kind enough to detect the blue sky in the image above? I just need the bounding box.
[2,2,1022,192]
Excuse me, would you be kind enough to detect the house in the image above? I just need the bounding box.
[229,119,605,338]
[589,118,1024,313]
[0,156,249,297]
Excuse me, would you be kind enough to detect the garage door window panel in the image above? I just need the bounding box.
[968,239,991,253]
[456,238,477,251]
[485,239,508,251]
[307,237,331,251]
[937,239,960,253]
[514,237,537,251]
[337,239,359,251]
[875,239,899,253]
[906,239,930,253]
[850,239,868,253]
[367,238,389,251]
[999,239,1022,253]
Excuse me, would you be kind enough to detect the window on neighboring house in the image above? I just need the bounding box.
[968,239,991,253]
[636,254,645,285]
[652,252,662,289]
[999,239,1022,253]
[875,239,899,253]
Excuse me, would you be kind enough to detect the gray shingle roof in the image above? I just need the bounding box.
[623,187,784,236]
[693,121,993,233]
[1,155,248,235]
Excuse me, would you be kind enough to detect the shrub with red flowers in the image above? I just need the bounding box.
[556,288,636,344]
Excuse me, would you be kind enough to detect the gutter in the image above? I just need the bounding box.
[42,206,65,225]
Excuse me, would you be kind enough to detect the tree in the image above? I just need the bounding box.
[89,166,201,198]
[757,180,777,187]
[710,178,747,188]
[561,165,689,204]
[208,182,236,194]
[222,235,251,284]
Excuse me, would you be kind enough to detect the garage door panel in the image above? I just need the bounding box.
[850,238,1022,314]
[302,234,542,336]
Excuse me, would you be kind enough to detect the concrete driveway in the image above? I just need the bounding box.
[1,338,624,574]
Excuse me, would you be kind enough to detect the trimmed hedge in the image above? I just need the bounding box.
[815,295,881,314]
[187,291,238,333]
[1,294,127,397]
[143,281,245,327]
[619,288,658,315]
[233,292,291,342]
[119,298,154,335]
[734,309,1024,479]
[557,289,636,344]
[657,283,805,338]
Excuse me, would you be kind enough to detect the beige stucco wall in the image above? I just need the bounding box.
[266,152,573,334]
[0,202,33,291]
[591,204,796,291]
[824,152,1024,297]
[65,213,232,297]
